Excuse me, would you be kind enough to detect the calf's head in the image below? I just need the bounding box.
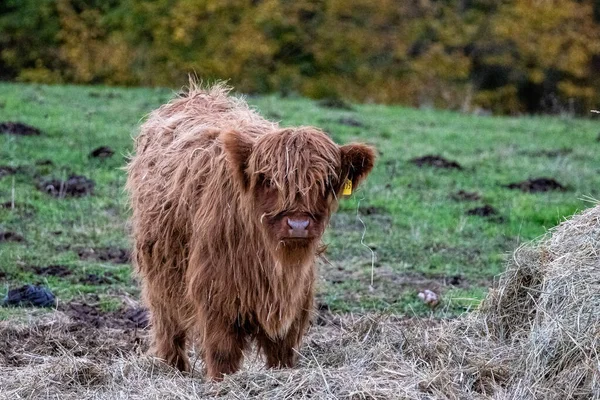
[223,127,375,262]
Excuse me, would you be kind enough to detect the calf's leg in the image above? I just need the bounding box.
[257,303,312,368]
[145,289,190,372]
[202,318,248,381]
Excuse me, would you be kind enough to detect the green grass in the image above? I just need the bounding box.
[1,83,599,318]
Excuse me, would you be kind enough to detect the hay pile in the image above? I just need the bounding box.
[481,203,600,399]
[1,205,599,399]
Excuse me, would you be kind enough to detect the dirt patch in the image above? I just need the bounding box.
[78,272,118,285]
[2,285,56,308]
[447,275,463,286]
[35,159,54,166]
[0,122,42,136]
[61,302,149,330]
[0,201,15,209]
[411,155,463,170]
[505,177,565,193]
[0,318,148,369]
[29,265,72,277]
[89,146,114,159]
[337,117,364,127]
[119,307,150,329]
[318,98,354,110]
[38,175,95,198]
[0,231,25,243]
[467,204,498,217]
[77,247,131,264]
[0,166,18,178]
[451,190,481,201]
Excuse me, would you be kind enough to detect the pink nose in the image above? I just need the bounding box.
[287,218,310,238]
[287,218,310,230]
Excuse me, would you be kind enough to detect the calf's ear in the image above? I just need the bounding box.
[339,143,376,192]
[222,130,253,191]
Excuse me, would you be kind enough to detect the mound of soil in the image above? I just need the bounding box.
[411,155,463,170]
[89,146,114,159]
[35,159,54,166]
[2,285,56,308]
[29,265,72,277]
[38,175,95,198]
[0,202,14,209]
[120,307,150,329]
[450,190,481,201]
[0,231,25,243]
[337,117,364,127]
[62,302,149,330]
[78,273,117,285]
[466,204,498,217]
[505,177,565,193]
[318,98,354,110]
[0,122,42,136]
[0,166,17,178]
[77,247,131,264]
[447,275,463,286]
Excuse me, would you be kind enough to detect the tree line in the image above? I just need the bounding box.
[1,0,599,114]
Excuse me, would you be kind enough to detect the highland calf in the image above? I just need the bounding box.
[126,83,375,380]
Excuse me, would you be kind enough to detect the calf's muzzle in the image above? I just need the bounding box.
[287,218,310,238]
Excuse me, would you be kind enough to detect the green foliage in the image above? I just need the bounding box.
[0,0,62,81]
[1,0,600,113]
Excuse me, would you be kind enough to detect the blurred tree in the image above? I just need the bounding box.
[481,0,600,113]
[0,0,63,82]
[56,0,136,84]
[1,0,599,114]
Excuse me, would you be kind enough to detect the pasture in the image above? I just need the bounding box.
[0,83,599,398]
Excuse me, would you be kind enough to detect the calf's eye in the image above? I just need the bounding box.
[261,176,275,189]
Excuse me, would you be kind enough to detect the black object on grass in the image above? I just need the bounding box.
[505,178,565,193]
[0,122,42,136]
[89,146,114,158]
[2,284,56,308]
[411,155,463,170]
[38,175,95,198]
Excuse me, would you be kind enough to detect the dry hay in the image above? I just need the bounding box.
[480,203,600,399]
[1,205,599,399]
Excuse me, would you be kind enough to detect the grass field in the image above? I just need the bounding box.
[1,83,599,321]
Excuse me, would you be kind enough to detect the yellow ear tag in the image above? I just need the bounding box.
[342,179,353,196]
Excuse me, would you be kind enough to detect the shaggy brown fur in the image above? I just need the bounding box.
[126,82,375,380]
